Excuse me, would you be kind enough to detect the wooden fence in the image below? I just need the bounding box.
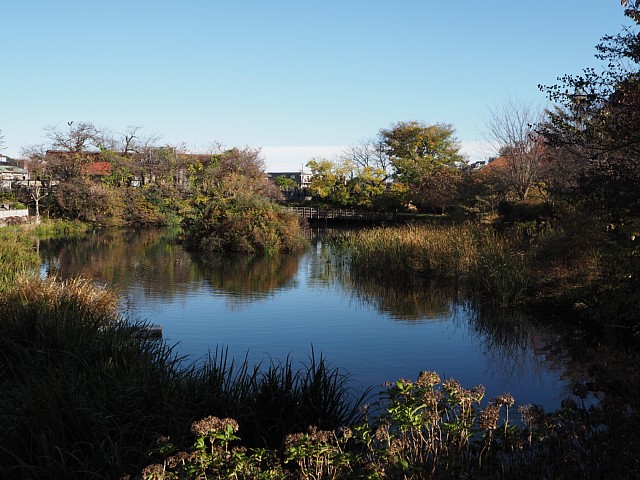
[287,207,393,223]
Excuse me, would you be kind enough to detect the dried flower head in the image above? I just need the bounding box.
[155,435,170,445]
[190,416,239,437]
[442,378,462,397]
[496,393,515,407]
[518,404,545,427]
[165,451,190,469]
[340,426,353,440]
[416,371,441,388]
[479,403,501,430]
[284,432,305,449]
[141,463,165,479]
[470,385,486,403]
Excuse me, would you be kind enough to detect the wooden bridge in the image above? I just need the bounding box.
[287,207,394,223]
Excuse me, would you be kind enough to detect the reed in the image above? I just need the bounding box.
[331,223,480,282]
[330,223,531,307]
[34,218,91,240]
[0,227,40,286]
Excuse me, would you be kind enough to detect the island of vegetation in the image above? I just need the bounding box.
[1,3,640,478]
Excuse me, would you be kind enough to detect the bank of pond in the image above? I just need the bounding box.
[0,221,638,478]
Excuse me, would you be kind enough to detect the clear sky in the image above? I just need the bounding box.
[1,1,634,170]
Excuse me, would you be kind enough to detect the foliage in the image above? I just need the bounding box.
[183,194,307,255]
[138,370,640,480]
[539,3,640,218]
[274,174,298,191]
[379,121,466,208]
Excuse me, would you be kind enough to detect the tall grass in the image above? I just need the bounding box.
[0,227,40,286]
[330,223,530,307]
[0,220,91,288]
[0,277,367,478]
[34,218,91,240]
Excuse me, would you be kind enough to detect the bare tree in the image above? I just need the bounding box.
[343,138,392,177]
[45,121,99,152]
[484,98,547,201]
[0,129,5,151]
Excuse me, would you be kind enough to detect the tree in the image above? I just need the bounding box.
[0,129,5,151]
[484,98,547,201]
[187,146,280,201]
[539,1,640,215]
[45,121,99,153]
[274,175,298,191]
[379,121,465,208]
[306,158,350,206]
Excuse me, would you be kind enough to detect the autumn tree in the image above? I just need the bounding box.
[539,1,640,216]
[483,98,548,202]
[379,121,465,209]
[306,158,350,206]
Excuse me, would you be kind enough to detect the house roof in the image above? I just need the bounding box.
[480,156,509,171]
[0,165,27,174]
[81,162,111,176]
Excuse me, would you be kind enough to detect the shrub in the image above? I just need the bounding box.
[183,194,307,255]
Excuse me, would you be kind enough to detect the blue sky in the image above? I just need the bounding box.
[1,1,634,170]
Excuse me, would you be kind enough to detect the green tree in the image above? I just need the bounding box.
[274,174,298,191]
[306,158,350,206]
[380,121,466,208]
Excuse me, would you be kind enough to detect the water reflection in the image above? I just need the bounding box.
[194,253,301,299]
[41,228,199,298]
[39,227,577,411]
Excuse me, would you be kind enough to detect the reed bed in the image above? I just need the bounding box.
[331,224,479,281]
[34,218,91,239]
[0,227,40,286]
[330,223,531,308]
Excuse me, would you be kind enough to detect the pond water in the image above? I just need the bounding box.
[39,228,577,411]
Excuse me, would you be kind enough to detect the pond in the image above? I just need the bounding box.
[39,228,577,412]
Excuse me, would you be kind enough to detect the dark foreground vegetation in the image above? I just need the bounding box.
[1,270,638,479]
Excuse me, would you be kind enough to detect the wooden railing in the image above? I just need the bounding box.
[287,207,393,222]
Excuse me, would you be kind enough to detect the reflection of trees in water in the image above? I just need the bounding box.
[320,242,461,321]
[40,228,199,299]
[346,275,456,322]
[40,229,303,305]
[464,307,561,386]
[193,253,301,301]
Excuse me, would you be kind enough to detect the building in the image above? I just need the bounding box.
[267,171,312,188]
[0,165,29,189]
[267,171,313,200]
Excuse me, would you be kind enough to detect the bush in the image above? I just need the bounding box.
[183,194,307,255]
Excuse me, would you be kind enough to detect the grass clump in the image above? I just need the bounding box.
[330,224,478,282]
[0,227,40,286]
[34,218,91,239]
